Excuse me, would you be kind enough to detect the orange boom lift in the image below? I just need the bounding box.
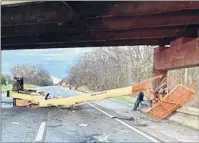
[8,75,195,120]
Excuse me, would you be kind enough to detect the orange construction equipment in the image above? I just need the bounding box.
[8,75,195,120]
[132,74,196,120]
[15,99,29,106]
[132,75,163,103]
[147,84,195,120]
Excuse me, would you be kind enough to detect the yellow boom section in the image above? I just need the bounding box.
[9,75,163,108]
[10,86,133,107]
[9,74,195,120]
[10,92,44,103]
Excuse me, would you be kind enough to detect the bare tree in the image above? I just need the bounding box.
[11,64,53,86]
[65,46,154,91]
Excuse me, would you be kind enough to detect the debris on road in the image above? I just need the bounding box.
[112,116,135,121]
[116,128,130,133]
[47,124,63,128]
[79,123,88,127]
[87,134,109,143]
[12,122,19,125]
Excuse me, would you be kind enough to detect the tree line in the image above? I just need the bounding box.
[66,46,154,91]
[64,46,198,107]
[1,74,12,85]
[4,64,53,86]
[66,46,199,92]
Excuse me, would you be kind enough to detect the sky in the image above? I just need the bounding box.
[2,48,92,82]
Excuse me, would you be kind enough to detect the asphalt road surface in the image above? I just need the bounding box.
[2,106,154,142]
[1,86,156,142]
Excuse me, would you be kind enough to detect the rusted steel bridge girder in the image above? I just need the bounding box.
[2,9,199,37]
[154,37,199,74]
[2,1,199,26]
[1,1,199,50]
[2,26,198,46]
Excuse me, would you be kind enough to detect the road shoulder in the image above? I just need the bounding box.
[95,99,199,142]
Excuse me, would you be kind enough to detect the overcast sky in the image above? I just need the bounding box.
[2,48,92,81]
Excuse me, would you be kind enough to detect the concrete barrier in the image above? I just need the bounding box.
[112,96,199,130]
[168,106,199,130]
[167,112,199,130]
[131,96,199,129]
[176,106,199,116]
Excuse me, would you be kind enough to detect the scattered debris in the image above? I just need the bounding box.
[87,136,100,143]
[47,124,63,128]
[94,134,109,142]
[116,128,130,133]
[134,123,148,127]
[87,134,109,143]
[111,116,134,121]
[79,123,88,127]
[12,122,19,125]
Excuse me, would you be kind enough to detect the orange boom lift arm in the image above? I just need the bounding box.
[8,75,195,120]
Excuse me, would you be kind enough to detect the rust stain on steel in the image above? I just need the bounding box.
[1,2,76,26]
[154,38,199,71]
[107,1,199,16]
[1,1,199,50]
[2,38,172,50]
[88,26,193,41]
[96,10,199,30]
[2,26,191,45]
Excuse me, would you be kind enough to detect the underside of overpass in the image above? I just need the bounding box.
[1,1,199,75]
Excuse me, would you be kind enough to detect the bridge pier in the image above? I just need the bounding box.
[153,37,199,77]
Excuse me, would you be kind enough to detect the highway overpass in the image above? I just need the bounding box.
[1,1,199,74]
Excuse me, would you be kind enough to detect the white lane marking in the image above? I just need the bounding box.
[88,103,114,118]
[88,103,160,143]
[35,122,46,142]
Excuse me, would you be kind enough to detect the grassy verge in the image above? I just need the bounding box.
[76,86,199,108]
[1,84,37,93]
[77,86,93,92]
[112,96,134,104]
[24,84,37,89]
[112,92,148,104]
[1,84,12,92]
[113,92,199,108]
[77,86,136,104]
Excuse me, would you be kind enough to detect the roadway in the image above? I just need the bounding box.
[1,86,156,142]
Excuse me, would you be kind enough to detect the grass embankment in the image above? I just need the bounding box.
[112,91,148,104]
[1,84,12,92]
[112,96,134,104]
[77,86,93,93]
[114,91,199,108]
[24,84,37,89]
[77,85,136,104]
[1,84,37,93]
[76,86,199,108]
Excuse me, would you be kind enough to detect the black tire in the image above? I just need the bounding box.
[133,92,143,110]
[13,98,16,106]
[6,91,10,97]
